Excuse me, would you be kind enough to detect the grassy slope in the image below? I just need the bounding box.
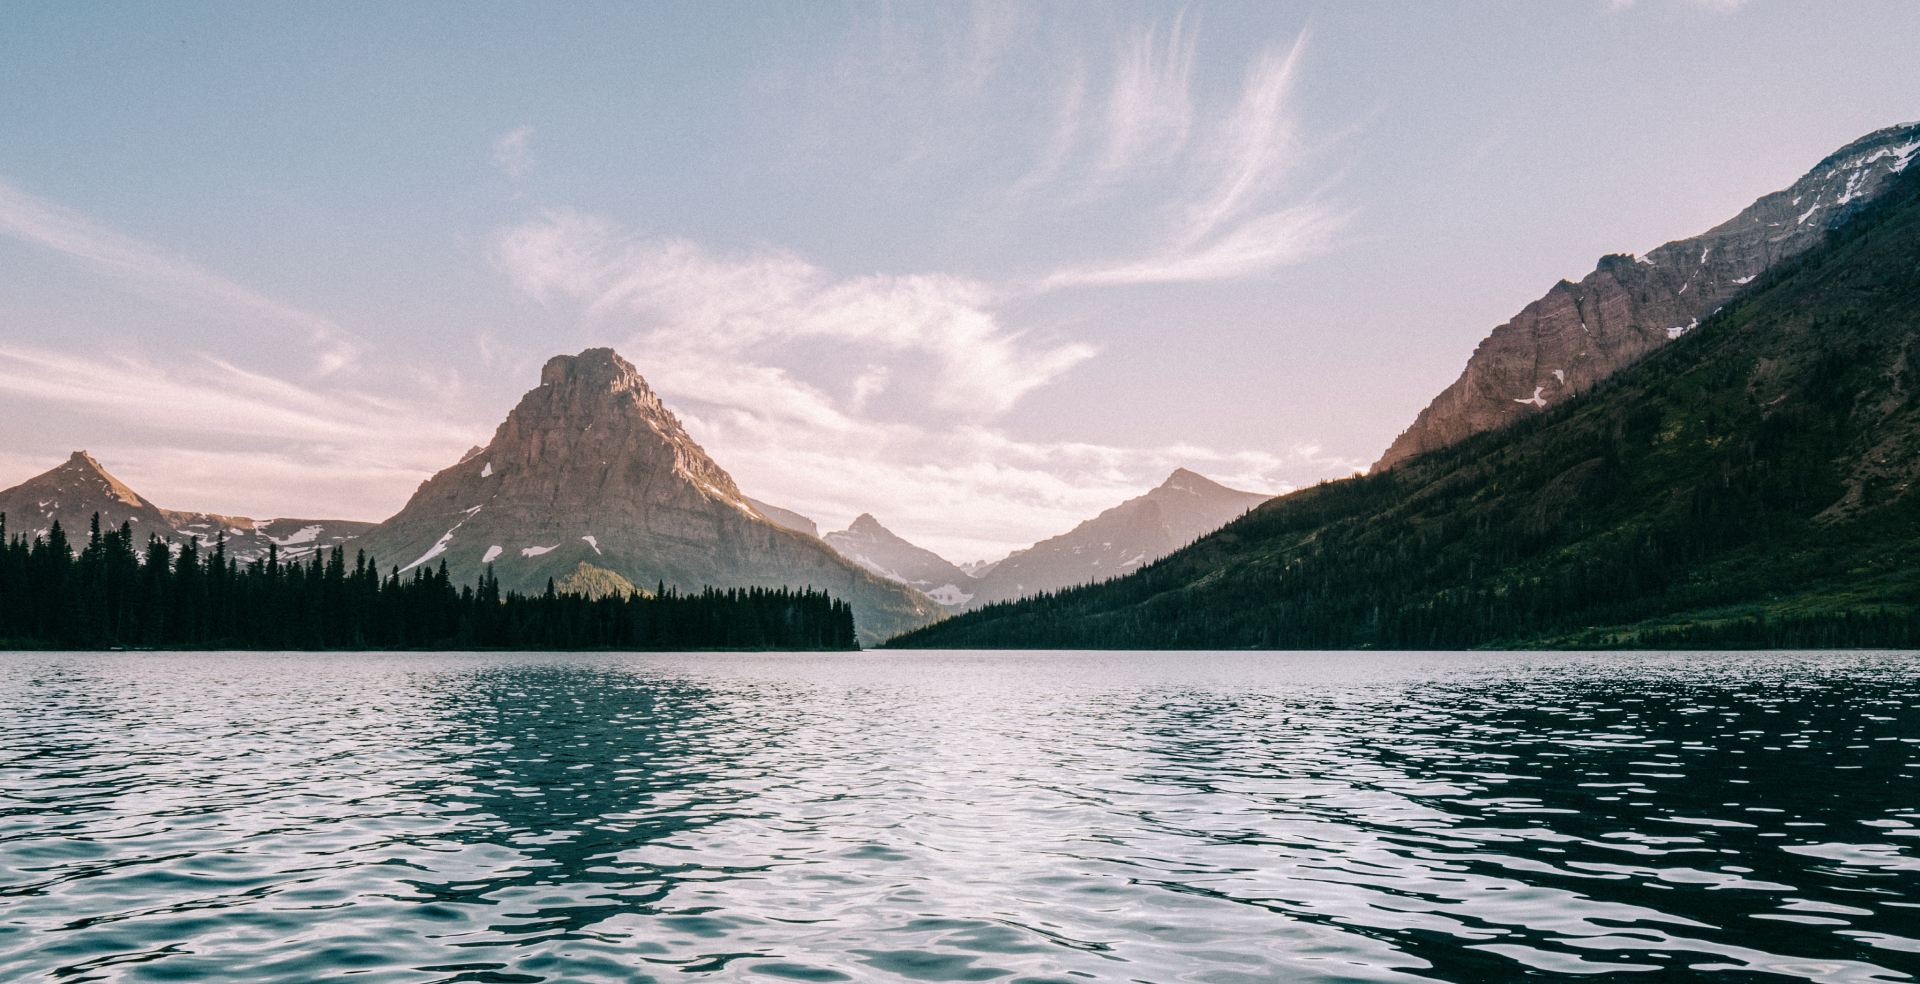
[890,169,1920,650]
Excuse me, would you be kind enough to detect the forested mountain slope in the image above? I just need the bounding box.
[890,165,1920,650]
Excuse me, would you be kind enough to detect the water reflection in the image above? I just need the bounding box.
[0,651,1916,982]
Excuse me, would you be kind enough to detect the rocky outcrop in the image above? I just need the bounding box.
[347,348,944,645]
[0,450,373,560]
[1374,121,1920,472]
[963,468,1269,609]
[825,514,978,609]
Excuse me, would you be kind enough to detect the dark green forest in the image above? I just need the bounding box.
[891,164,1920,651]
[0,515,857,651]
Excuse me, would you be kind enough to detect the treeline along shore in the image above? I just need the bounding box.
[0,514,858,651]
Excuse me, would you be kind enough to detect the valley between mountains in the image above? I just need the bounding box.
[5,121,1920,649]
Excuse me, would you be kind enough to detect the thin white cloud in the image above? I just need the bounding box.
[1178,36,1308,247]
[497,209,1095,415]
[1040,203,1343,288]
[1002,61,1089,203]
[0,345,475,453]
[494,125,535,179]
[0,177,361,375]
[1039,33,1341,289]
[1103,14,1197,173]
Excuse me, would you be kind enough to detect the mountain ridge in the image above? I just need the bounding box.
[0,451,374,562]
[1374,120,1920,472]
[958,468,1269,610]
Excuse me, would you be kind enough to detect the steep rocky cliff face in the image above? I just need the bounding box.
[0,451,372,560]
[348,348,943,645]
[1374,121,1920,472]
[825,514,978,608]
[963,469,1269,609]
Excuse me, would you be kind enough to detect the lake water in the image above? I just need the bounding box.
[1,651,1917,983]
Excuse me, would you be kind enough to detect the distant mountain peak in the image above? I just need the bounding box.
[823,513,977,610]
[957,470,1271,610]
[48,450,151,509]
[0,451,371,560]
[1156,468,1235,496]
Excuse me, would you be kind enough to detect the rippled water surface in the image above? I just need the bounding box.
[3,651,1919,982]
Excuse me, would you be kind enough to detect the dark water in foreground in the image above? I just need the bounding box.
[1,652,1917,983]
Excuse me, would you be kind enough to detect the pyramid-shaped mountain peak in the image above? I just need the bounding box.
[42,450,150,508]
[488,347,742,503]
[350,348,942,645]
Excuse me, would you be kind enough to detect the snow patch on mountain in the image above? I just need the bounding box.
[923,584,974,606]
[402,524,461,572]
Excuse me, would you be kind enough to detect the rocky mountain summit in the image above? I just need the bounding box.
[0,451,373,560]
[346,348,943,645]
[1374,121,1920,472]
[824,514,978,608]
[963,469,1269,609]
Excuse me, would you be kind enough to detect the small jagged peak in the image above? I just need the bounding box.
[849,513,886,533]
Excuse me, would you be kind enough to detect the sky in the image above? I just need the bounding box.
[2,1,1918,563]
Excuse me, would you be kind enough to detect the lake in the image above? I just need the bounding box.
[1,650,1916,982]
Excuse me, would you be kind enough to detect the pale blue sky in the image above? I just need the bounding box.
[3,1,1916,561]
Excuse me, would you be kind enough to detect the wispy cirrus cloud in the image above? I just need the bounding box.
[1038,32,1344,289]
[493,126,535,179]
[0,345,466,449]
[1102,14,1198,173]
[497,209,1094,415]
[0,177,362,375]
